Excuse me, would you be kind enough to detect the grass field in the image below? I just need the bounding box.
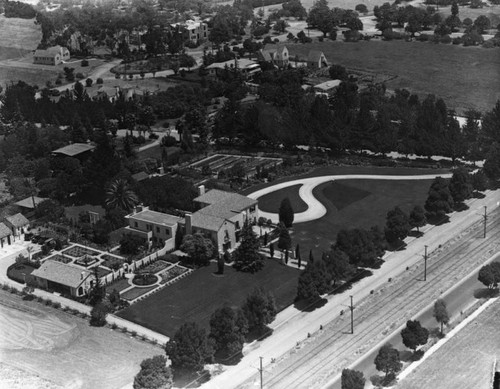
[245,165,450,259]
[287,40,500,113]
[0,16,41,54]
[398,298,500,389]
[0,291,159,389]
[258,184,308,213]
[118,258,300,336]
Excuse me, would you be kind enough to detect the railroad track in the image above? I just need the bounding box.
[248,211,500,389]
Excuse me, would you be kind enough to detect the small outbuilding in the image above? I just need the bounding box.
[3,213,30,241]
[307,50,328,69]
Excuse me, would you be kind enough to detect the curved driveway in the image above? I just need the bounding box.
[248,173,453,224]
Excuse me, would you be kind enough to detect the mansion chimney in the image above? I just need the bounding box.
[185,213,192,235]
[198,185,205,196]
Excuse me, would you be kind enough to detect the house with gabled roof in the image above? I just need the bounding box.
[179,186,259,252]
[258,45,289,68]
[307,50,328,69]
[0,223,12,248]
[30,260,95,297]
[3,213,30,241]
[52,143,95,160]
[33,45,70,65]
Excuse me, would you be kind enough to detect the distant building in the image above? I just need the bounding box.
[206,59,261,80]
[313,79,342,95]
[258,46,289,68]
[14,196,48,218]
[52,143,95,160]
[307,50,328,69]
[0,223,12,248]
[170,20,208,43]
[31,260,96,297]
[33,46,70,65]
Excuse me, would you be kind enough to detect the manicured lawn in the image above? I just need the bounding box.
[259,184,308,213]
[118,259,300,336]
[108,278,132,293]
[287,40,500,113]
[7,263,38,284]
[292,178,435,259]
[121,285,158,301]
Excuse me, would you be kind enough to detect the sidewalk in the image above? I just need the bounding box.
[201,189,500,389]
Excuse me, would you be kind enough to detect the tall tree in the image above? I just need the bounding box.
[424,177,454,221]
[133,355,173,389]
[433,299,450,335]
[384,206,411,246]
[105,179,139,211]
[233,220,263,273]
[296,260,329,301]
[209,306,248,360]
[180,233,215,267]
[374,343,402,379]
[341,368,365,389]
[277,222,292,252]
[165,322,213,377]
[400,320,429,352]
[308,0,336,36]
[409,205,427,233]
[449,167,473,206]
[279,197,294,228]
[478,262,500,289]
[242,287,277,335]
[322,248,355,287]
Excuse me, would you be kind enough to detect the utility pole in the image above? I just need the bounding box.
[349,295,354,334]
[423,245,428,281]
[483,206,487,238]
[259,357,263,389]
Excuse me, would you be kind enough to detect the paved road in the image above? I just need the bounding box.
[248,173,453,223]
[323,251,500,389]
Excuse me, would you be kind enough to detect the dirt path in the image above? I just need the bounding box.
[248,173,453,223]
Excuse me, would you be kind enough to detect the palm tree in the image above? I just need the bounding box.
[105,179,138,211]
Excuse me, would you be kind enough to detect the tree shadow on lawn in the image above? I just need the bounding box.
[453,203,470,212]
[329,269,374,296]
[174,370,211,388]
[472,191,486,199]
[245,326,274,343]
[473,288,499,299]
[426,214,450,226]
[213,350,243,366]
[408,230,424,238]
[293,297,328,312]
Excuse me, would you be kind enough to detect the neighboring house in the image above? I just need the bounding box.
[30,260,95,297]
[313,79,342,96]
[52,143,96,160]
[89,86,120,102]
[206,59,261,80]
[0,223,12,248]
[14,196,48,218]
[179,186,259,252]
[258,46,289,68]
[307,50,328,69]
[33,46,70,65]
[131,171,149,182]
[3,213,29,241]
[125,206,182,249]
[170,20,208,43]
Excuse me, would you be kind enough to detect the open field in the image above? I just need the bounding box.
[0,291,160,389]
[287,40,500,113]
[0,15,41,54]
[118,258,300,336]
[259,184,308,213]
[398,298,500,389]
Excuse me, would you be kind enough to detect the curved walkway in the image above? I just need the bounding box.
[248,173,453,224]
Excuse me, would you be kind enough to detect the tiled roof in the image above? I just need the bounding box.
[0,223,11,238]
[197,202,238,220]
[4,213,29,228]
[314,79,342,91]
[31,260,93,289]
[194,189,257,212]
[181,212,227,231]
[14,196,48,209]
[52,143,95,157]
[132,171,149,182]
[34,49,59,58]
[130,209,182,226]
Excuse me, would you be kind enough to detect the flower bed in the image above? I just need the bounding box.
[132,273,159,286]
[121,286,158,301]
[136,260,171,275]
[46,254,73,264]
[62,245,99,257]
[101,254,126,270]
[159,266,189,284]
[74,255,99,267]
